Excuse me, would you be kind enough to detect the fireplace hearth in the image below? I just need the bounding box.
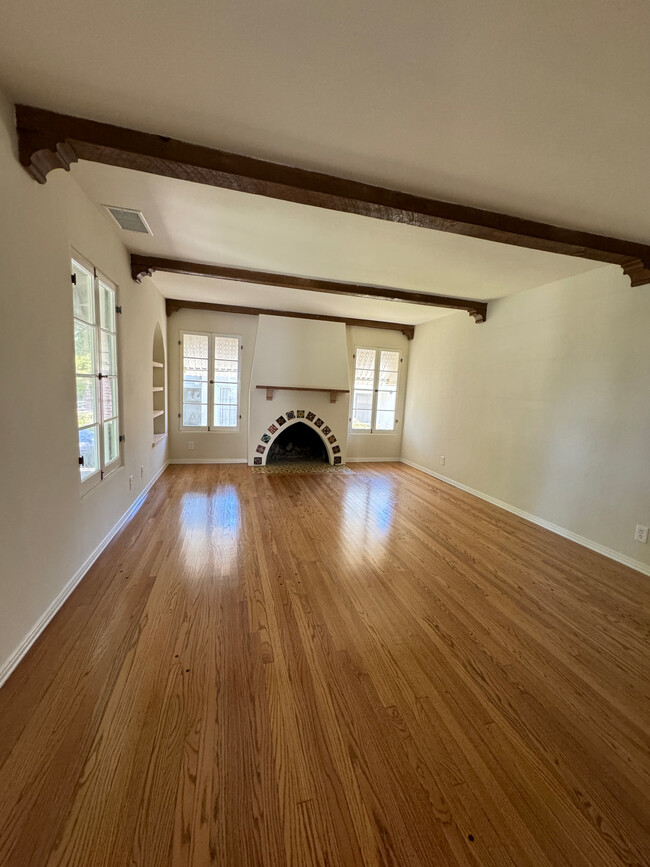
[267,422,328,464]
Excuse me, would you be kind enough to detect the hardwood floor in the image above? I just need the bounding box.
[0,462,648,866]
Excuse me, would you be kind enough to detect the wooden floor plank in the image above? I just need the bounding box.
[0,462,648,867]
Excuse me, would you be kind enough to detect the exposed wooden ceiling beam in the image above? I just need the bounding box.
[132,254,488,322]
[16,105,650,287]
[165,297,416,339]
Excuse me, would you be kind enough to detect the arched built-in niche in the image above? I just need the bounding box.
[152,322,166,443]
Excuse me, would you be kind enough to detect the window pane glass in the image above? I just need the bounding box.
[184,333,209,359]
[74,321,96,374]
[353,390,373,411]
[214,405,237,427]
[99,281,115,332]
[355,348,376,370]
[101,376,118,421]
[352,409,372,430]
[100,331,117,375]
[214,335,238,360]
[183,379,208,403]
[104,418,120,465]
[183,381,208,404]
[375,410,395,431]
[214,383,237,405]
[72,262,94,323]
[213,359,238,383]
[183,404,208,427]
[354,367,374,390]
[377,390,397,412]
[79,426,99,480]
[184,360,208,382]
[77,377,97,427]
[379,350,400,372]
[377,370,398,390]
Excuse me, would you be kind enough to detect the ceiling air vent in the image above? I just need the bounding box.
[104,205,153,235]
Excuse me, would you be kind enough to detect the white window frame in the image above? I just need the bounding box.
[72,252,122,494]
[349,345,401,435]
[179,330,242,432]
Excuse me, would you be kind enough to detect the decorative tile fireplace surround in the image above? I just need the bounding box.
[253,410,342,465]
[248,316,350,466]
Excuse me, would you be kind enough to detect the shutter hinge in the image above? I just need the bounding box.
[78,456,85,466]
[100,470,105,480]
[71,273,77,285]
[119,434,126,443]
[178,340,182,345]
[178,412,181,418]
[115,305,122,315]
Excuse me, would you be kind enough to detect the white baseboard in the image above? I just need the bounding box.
[0,461,169,690]
[400,458,650,578]
[346,457,400,463]
[168,458,247,464]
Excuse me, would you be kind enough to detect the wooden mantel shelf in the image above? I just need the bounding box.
[257,385,350,403]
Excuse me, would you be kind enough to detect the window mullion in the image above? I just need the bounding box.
[208,336,214,431]
[372,354,380,433]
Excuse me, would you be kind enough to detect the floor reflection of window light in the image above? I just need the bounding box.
[342,477,395,567]
[180,487,242,573]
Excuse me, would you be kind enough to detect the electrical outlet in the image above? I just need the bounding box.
[140,465,144,478]
[188,441,195,450]
[634,524,648,544]
[440,456,446,466]
[129,474,134,491]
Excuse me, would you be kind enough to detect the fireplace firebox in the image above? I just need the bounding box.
[266,422,328,464]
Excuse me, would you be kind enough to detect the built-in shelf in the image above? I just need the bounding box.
[257,384,350,403]
[153,325,166,438]
[152,433,167,446]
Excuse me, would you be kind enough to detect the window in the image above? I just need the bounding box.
[181,332,240,430]
[72,255,121,488]
[351,347,400,432]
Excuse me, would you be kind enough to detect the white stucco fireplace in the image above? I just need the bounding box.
[248,315,351,466]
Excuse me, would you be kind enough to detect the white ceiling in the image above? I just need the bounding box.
[1,0,645,323]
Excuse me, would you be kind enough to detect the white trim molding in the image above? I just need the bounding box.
[168,458,247,464]
[400,458,650,578]
[346,457,400,463]
[0,462,169,689]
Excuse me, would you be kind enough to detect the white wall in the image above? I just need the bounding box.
[0,85,168,679]
[346,326,409,460]
[167,308,258,461]
[402,266,650,571]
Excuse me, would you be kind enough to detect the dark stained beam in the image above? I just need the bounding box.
[133,254,487,322]
[16,104,650,287]
[165,298,416,340]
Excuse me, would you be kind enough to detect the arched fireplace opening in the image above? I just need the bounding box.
[267,422,328,464]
